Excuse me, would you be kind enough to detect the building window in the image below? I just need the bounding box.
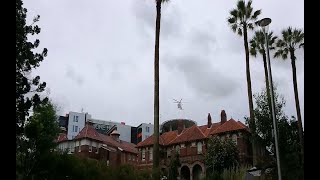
[142,149,145,161]
[70,143,74,153]
[197,142,202,154]
[96,144,99,154]
[146,126,150,132]
[75,126,78,132]
[149,147,153,160]
[167,148,171,157]
[89,141,92,152]
[176,145,180,154]
[78,141,81,152]
[76,116,79,122]
[181,143,185,148]
[232,134,238,145]
[191,142,196,147]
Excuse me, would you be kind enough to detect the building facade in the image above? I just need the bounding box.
[136,123,154,144]
[58,111,92,140]
[137,110,253,180]
[56,121,138,167]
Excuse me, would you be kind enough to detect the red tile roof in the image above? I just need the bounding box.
[170,125,206,144]
[74,124,104,141]
[210,119,247,134]
[137,119,249,147]
[56,133,68,142]
[73,124,138,154]
[137,130,179,147]
[99,134,138,154]
[160,130,179,145]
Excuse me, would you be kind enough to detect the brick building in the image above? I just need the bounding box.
[56,121,138,167]
[136,110,253,180]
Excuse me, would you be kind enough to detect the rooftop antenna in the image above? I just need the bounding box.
[173,98,187,110]
[81,108,84,113]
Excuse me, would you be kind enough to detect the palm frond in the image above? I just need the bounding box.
[230,9,238,18]
[237,0,246,13]
[282,53,288,60]
[250,48,257,57]
[160,0,170,3]
[251,10,261,20]
[299,43,304,49]
[237,28,243,36]
[247,23,254,30]
[231,24,238,33]
[228,17,236,24]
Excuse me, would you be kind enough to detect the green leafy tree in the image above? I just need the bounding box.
[274,27,304,164]
[153,0,169,179]
[248,86,287,153]
[16,100,59,179]
[227,0,261,164]
[205,136,239,176]
[248,87,303,179]
[16,0,48,138]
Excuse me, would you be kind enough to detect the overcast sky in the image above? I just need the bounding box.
[24,0,304,127]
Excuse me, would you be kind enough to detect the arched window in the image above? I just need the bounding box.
[197,142,202,154]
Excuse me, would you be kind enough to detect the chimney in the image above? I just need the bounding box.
[207,113,212,128]
[111,130,120,141]
[177,120,183,135]
[221,110,227,124]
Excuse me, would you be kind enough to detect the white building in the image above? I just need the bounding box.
[67,111,91,139]
[88,118,132,143]
[137,123,154,144]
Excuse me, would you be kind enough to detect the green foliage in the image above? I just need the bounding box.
[247,88,303,179]
[246,86,287,154]
[16,100,60,180]
[168,152,181,180]
[19,152,152,180]
[16,0,48,137]
[221,165,251,180]
[205,136,239,176]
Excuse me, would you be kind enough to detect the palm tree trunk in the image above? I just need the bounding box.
[262,51,272,117]
[153,1,161,180]
[290,50,304,166]
[243,26,257,165]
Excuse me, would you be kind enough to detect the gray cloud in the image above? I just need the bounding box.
[132,0,183,38]
[65,66,84,86]
[163,54,238,100]
[25,0,304,127]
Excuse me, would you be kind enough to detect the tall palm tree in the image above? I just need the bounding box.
[227,0,261,165]
[153,0,169,179]
[249,31,277,116]
[274,27,304,165]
